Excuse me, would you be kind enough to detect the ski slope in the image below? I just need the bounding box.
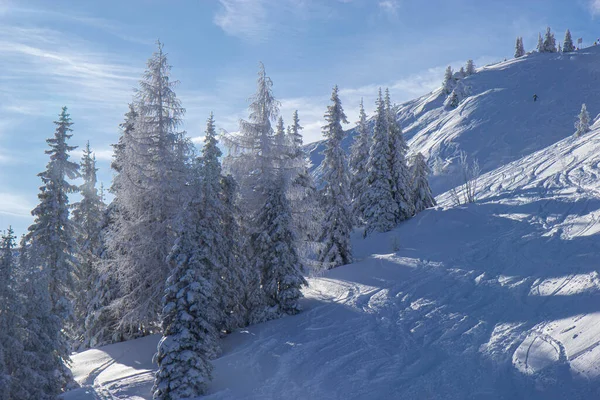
[64,49,600,399]
[65,128,600,398]
[309,46,600,195]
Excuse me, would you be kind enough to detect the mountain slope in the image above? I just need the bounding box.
[65,123,600,399]
[309,46,600,194]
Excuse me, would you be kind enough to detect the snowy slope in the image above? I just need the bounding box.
[309,46,600,194]
[65,123,600,398]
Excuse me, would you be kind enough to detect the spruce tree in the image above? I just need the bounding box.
[108,42,191,336]
[542,27,557,53]
[515,37,525,58]
[465,60,475,75]
[563,29,575,53]
[363,89,397,235]
[537,33,543,52]
[410,153,436,214]
[152,228,216,400]
[575,103,591,137]
[387,90,414,222]
[72,142,104,348]
[318,85,353,268]
[442,66,454,94]
[349,99,371,224]
[23,106,80,396]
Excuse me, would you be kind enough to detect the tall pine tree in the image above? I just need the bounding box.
[515,37,525,58]
[410,153,436,214]
[563,29,575,53]
[349,99,371,225]
[318,86,353,268]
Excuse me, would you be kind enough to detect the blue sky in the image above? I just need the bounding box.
[2,0,600,235]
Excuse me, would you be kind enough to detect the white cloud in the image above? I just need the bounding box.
[590,0,600,16]
[214,0,270,42]
[378,0,400,15]
[0,192,33,217]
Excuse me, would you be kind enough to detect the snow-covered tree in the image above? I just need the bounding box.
[445,89,460,109]
[563,29,575,53]
[542,27,557,53]
[537,33,543,52]
[386,90,413,223]
[72,142,104,347]
[25,106,79,392]
[465,59,475,75]
[442,66,455,94]
[318,85,353,268]
[558,43,562,53]
[575,103,591,137]
[459,67,466,78]
[410,153,436,214]
[107,42,191,336]
[349,99,371,224]
[515,37,525,58]
[362,89,397,235]
[152,227,216,400]
[252,175,307,317]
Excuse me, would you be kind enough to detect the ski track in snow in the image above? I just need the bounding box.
[64,48,600,400]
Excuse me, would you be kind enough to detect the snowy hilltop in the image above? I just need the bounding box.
[62,43,600,399]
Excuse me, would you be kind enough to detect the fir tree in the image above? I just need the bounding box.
[72,142,104,348]
[465,59,475,75]
[387,90,414,222]
[349,99,371,225]
[542,27,557,53]
[410,153,436,214]
[318,85,353,268]
[537,33,543,52]
[25,106,79,393]
[575,103,591,137]
[445,90,460,109]
[563,29,575,53]
[442,66,454,94]
[107,42,191,336]
[363,89,397,234]
[515,37,525,58]
[152,228,215,400]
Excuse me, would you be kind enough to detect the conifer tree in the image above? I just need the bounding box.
[515,37,525,58]
[563,29,575,53]
[575,103,591,137]
[349,99,371,224]
[387,90,414,222]
[542,27,557,53]
[107,42,191,336]
[318,85,353,268]
[363,89,397,235]
[442,66,454,94]
[465,60,475,75]
[24,106,80,395]
[152,227,215,400]
[537,33,544,52]
[72,142,104,347]
[445,90,460,109]
[410,153,436,214]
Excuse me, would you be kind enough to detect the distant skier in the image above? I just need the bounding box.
[533,94,538,102]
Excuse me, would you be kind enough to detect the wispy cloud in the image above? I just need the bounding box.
[214,0,270,43]
[589,0,600,16]
[0,192,33,218]
[378,0,400,15]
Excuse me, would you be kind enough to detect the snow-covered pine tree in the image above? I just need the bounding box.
[515,37,525,58]
[537,33,543,52]
[445,89,460,109]
[386,89,414,223]
[84,105,136,348]
[442,66,454,94]
[72,142,104,348]
[252,174,307,317]
[24,106,80,395]
[459,67,466,78]
[349,99,371,225]
[563,29,575,52]
[558,43,562,53]
[465,59,475,75]
[318,85,353,268]
[0,227,22,399]
[410,153,436,214]
[152,227,216,400]
[108,42,191,336]
[543,27,557,53]
[286,111,323,272]
[362,89,397,235]
[575,103,591,137]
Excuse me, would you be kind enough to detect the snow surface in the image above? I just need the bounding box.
[64,48,600,399]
